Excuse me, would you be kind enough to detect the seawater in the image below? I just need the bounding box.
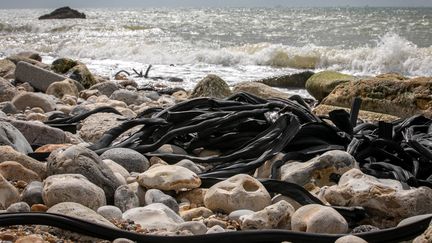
[1,7,431,95]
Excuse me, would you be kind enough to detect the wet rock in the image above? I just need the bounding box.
[335,235,368,243]
[8,119,68,146]
[47,202,115,227]
[240,200,295,230]
[189,74,232,99]
[0,121,33,154]
[46,79,79,98]
[101,148,150,173]
[0,77,17,102]
[114,185,139,212]
[145,189,179,212]
[204,174,271,213]
[233,82,290,99]
[47,145,122,204]
[138,165,201,191]
[89,81,121,97]
[323,168,432,228]
[42,174,106,210]
[51,58,78,73]
[0,59,15,78]
[122,203,184,231]
[258,71,315,88]
[280,150,357,188]
[67,63,96,89]
[110,89,150,105]
[0,173,20,209]
[39,6,86,20]
[78,112,125,143]
[97,205,123,221]
[305,71,355,101]
[12,92,56,112]
[14,61,66,92]
[322,76,432,118]
[0,146,46,178]
[180,207,213,221]
[6,202,30,212]
[291,204,348,234]
[0,161,41,182]
[176,221,208,235]
[20,181,44,206]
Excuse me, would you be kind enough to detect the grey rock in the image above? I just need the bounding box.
[0,59,16,78]
[89,81,120,97]
[0,173,20,209]
[0,121,33,154]
[228,209,254,221]
[0,111,5,118]
[7,55,49,68]
[12,92,56,112]
[103,159,130,179]
[397,214,432,227]
[47,145,122,204]
[281,150,357,187]
[0,77,17,102]
[110,89,151,105]
[20,181,44,206]
[258,71,315,88]
[97,205,123,221]
[15,51,42,62]
[39,7,86,20]
[351,225,380,234]
[0,102,18,114]
[8,119,68,145]
[143,91,160,101]
[233,82,291,100]
[335,235,368,243]
[175,159,202,174]
[42,174,106,210]
[189,74,232,99]
[47,202,115,228]
[176,221,207,235]
[46,79,79,99]
[78,112,125,143]
[100,148,149,173]
[145,189,179,213]
[155,144,188,155]
[206,225,225,234]
[112,239,135,243]
[15,61,66,92]
[114,185,139,212]
[6,202,30,212]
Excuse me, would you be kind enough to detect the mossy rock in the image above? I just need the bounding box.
[67,63,97,89]
[190,74,232,99]
[51,58,78,74]
[305,71,355,101]
[258,71,314,89]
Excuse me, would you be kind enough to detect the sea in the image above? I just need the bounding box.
[1,7,431,96]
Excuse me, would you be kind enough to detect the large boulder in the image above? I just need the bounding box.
[305,71,355,101]
[0,59,15,78]
[47,145,122,204]
[322,76,432,118]
[323,168,432,228]
[39,7,86,20]
[233,82,290,99]
[0,121,33,154]
[189,74,232,99]
[257,71,314,88]
[12,92,56,112]
[14,61,66,92]
[0,77,17,102]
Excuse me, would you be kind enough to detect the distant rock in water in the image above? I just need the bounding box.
[38,7,86,20]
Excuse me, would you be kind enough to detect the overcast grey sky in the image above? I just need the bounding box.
[1,0,432,9]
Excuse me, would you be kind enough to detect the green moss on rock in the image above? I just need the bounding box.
[190,74,232,99]
[305,71,355,101]
[51,58,78,74]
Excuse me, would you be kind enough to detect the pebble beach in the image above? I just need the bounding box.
[1,6,432,243]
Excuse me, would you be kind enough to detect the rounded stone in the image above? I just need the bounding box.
[137,165,201,191]
[30,204,48,212]
[103,159,130,179]
[42,174,106,210]
[351,225,380,233]
[240,201,295,230]
[6,202,30,212]
[46,79,79,98]
[0,173,20,209]
[176,221,208,235]
[11,92,56,112]
[20,181,44,206]
[335,235,368,243]
[229,209,255,221]
[114,185,139,212]
[15,235,45,243]
[175,159,202,174]
[204,174,271,213]
[0,161,41,183]
[145,189,179,213]
[180,207,214,221]
[206,225,225,234]
[155,144,188,155]
[97,205,123,221]
[189,74,232,99]
[100,148,149,173]
[291,204,348,234]
[0,121,33,154]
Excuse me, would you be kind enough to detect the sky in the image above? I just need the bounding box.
[0,0,432,9]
